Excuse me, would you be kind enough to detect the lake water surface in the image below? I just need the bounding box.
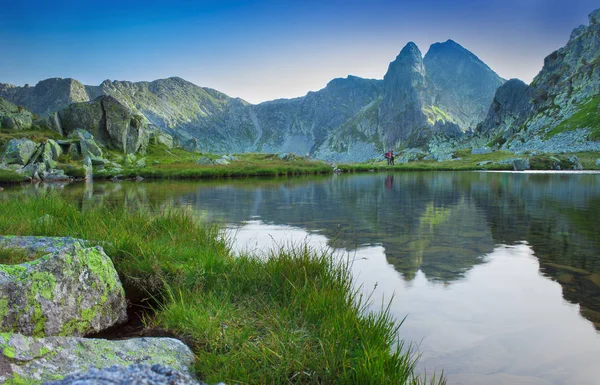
[5,171,600,385]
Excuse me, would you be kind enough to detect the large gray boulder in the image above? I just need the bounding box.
[0,236,127,337]
[1,138,39,165]
[0,335,195,384]
[57,96,149,155]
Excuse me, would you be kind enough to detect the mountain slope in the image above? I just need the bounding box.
[478,8,600,153]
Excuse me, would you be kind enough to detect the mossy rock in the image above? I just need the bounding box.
[0,236,127,337]
[0,334,195,384]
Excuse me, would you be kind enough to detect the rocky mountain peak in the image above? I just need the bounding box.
[423,39,505,131]
[383,42,425,90]
[385,42,424,73]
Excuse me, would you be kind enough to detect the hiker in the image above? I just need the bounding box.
[390,150,395,165]
[385,150,391,165]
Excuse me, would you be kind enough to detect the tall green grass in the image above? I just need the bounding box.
[0,194,444,385]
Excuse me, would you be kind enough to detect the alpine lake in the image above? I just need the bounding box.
[4,170,600,385]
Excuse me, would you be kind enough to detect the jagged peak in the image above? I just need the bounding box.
[396,42,422,61]
[384,42,424,80]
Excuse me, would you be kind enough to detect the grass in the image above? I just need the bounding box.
[544,95,600,140]
[338,150,517,172]
[0,194,444,385]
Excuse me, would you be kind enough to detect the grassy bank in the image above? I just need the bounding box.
[0,195,444,385]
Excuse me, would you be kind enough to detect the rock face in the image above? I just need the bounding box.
[57,96,150,154]
[424,40,506,132]
[0,97,34,130]
[44,364,203,385]
[0,335,195,384]
[0,39,504,161]
[479,8,600,153]
[0,236,127,337]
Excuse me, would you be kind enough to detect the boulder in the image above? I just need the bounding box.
[134,158,147,168]
[569,155,583,170]
[44,364,204,385]
[58,96,149,155]
[69,129,104,159]
[82,156,93,178]
[277,152,293,161]
[213,158,230,165]
[221,155,238,162]
[471,147,492,155]
[195,156,213,165]
[1,139,38,165]
[0,335,195,384]
[0,236,127,337]
[596,158,600,167]
[41,169,70,182]
[125,153,137,165]
[68,143,81,160]
[154,132,174,149]
[512,159,530,171]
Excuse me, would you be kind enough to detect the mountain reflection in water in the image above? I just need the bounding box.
[6,171,600,384]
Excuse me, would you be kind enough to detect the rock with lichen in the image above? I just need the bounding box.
[0,236,127,337]
[0,335,195,384]
[0,138,39,166]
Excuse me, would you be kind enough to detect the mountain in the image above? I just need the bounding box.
[478,8,600,153]
[0,40,504,161]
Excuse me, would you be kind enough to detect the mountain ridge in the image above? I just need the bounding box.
[0,40,506,160]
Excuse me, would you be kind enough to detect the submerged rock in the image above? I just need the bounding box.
[0,335,195,384]
[0,236,127,337]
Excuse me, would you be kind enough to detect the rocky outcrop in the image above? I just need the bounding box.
[0,78,90,117]
[0,236,127,337]
[476,79,534,142]
[56,96,150,155]
[0,335,195,384]
[0,98,34,130]
[479,8,600,153]
[45,364,203,385]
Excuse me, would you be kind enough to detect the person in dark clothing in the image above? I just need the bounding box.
[390,150,395,165]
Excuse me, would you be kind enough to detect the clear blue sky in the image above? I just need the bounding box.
[1,0,598,103]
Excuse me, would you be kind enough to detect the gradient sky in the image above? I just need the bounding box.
[1,0,598,104]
